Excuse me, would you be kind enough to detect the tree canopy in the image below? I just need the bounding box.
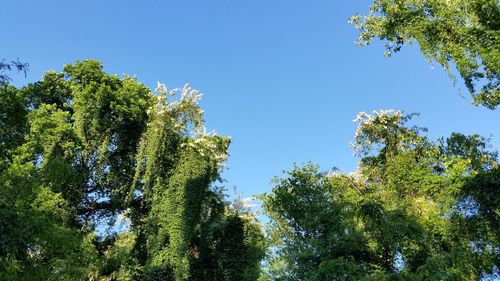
[0,60,264,280]
[0,47,497,279]
[2,61,499,280]
[350,0,500,109]
[262,110,499,280]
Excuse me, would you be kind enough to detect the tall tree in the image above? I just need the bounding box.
[350,0,500,109]
[262,110,499,280]
[0,60,265,280]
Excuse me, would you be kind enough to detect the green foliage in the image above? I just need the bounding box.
[350,0,500,109]
[0,60,265,280]
[129,83,265,281]
[98,232,139,280]
[0,145,98,280]
[198,214,266,281]
[262,110,499,280]
[0,85,28,170]
[4,57,495,280]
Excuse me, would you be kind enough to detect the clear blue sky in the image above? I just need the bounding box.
[2,0,499,199]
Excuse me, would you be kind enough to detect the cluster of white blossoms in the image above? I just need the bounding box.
[352,109,402,123]
[154,82,203,112]
[352,109,404,155]
[353,109,403,135]
[348,169,364,181]
[151,82,205,133]
[183,129,230,169]
[324,168,345,179]
[152,82,229,169]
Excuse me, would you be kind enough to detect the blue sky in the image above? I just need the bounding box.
[2,0,499,199]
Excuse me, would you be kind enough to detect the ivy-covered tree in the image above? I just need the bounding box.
[262,110,499,280]
[0,60,265,280]
[350,0,500,109]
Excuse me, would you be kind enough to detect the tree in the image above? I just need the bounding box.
[0,59,29,85]
[350,0,500,109]
[0,60,265,280]
[0,87,98,280]
[262,110,499,280]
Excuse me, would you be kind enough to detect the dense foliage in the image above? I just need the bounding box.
[262,110,499,280]
[0,60,265,280]
[350,0,500,109]
[2,2,498,279]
